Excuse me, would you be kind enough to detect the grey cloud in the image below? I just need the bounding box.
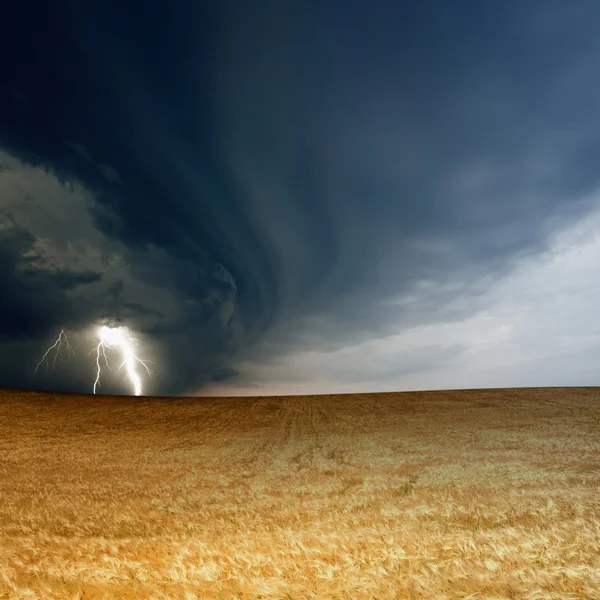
[0,152,241,395]
[65,142,123,185]
[0,212,102,341]
[3,1,600,395]
[207,0,600,363]
[48,269,102,290]
[98,165,122,185]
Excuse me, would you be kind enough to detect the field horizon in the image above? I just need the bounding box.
[1,385,599,599]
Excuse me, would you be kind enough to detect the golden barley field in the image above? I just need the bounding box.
[1,386,599,599]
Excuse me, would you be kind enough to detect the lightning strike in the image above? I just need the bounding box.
[35,324,153,396]
[34,328,75,376]
[92,326,153,396]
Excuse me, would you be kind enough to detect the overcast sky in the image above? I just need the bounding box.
[2,1,600,396]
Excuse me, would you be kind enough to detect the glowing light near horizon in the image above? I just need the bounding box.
[35,325,153,396]
[93,326,152,396]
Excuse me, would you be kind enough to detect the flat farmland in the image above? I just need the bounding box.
[0,386,599,599]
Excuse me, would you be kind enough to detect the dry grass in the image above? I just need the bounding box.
[1,386,600,599]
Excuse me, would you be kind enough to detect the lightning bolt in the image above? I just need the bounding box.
[35,324,153,396]
[91,326,153,396]
[34,328,75,376]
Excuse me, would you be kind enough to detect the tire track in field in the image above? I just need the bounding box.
[236,396,297,474]
[350,392,411,433]
[266,396,328,473]
[235,396,324,475]
[158,396,261,451]
[189,395,292,475]
[196,395,264,444]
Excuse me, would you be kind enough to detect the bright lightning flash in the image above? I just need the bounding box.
[92,326,152,396]
[34,328,75,375]
[35,325,153,396]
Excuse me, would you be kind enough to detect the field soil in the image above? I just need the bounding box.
[0,386,599,599]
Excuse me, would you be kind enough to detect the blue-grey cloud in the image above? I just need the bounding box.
[2,0,600,395]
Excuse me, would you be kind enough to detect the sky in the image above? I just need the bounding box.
[2,1,600,397]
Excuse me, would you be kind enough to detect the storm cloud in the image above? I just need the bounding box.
[2,1,600,395]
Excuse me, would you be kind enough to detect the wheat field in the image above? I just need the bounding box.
[0,386,599,599]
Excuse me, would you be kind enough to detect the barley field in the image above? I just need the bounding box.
[0,386,599,599]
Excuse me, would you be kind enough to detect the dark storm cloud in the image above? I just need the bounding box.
[0,212,102,340]
[2,0,600,394]
[209,0,600,356]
